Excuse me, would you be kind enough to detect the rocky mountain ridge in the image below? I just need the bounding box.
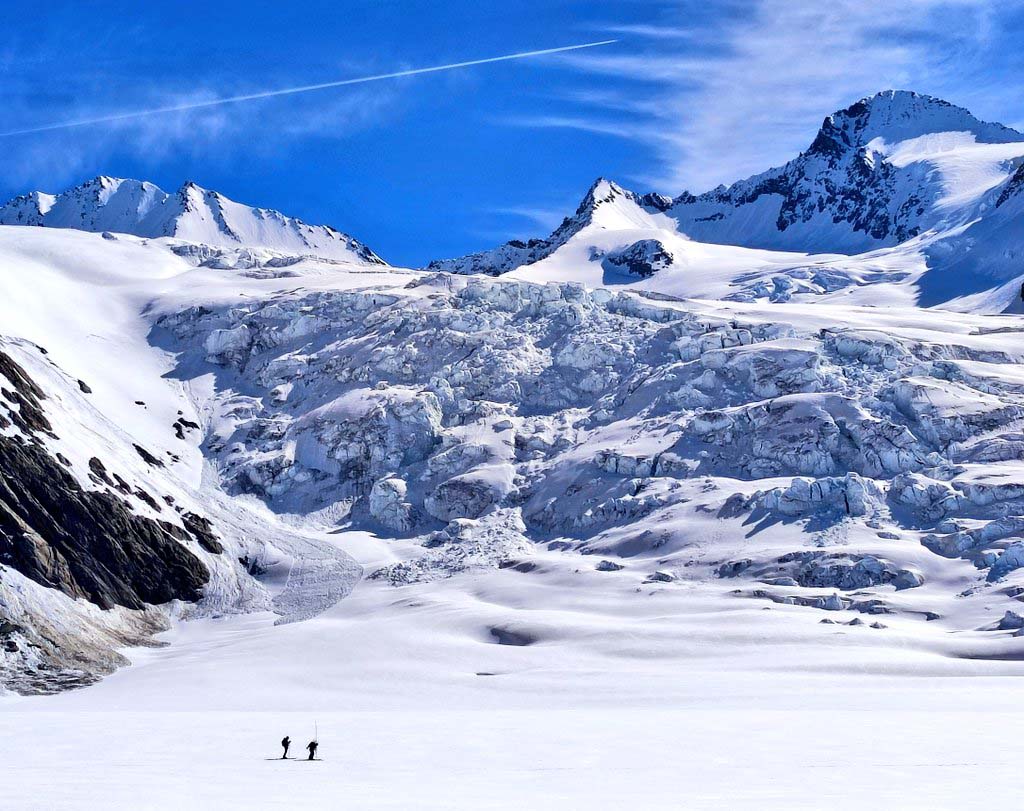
[667,90,1023,252]
[0,176,385,265]
[430,91,1024,292]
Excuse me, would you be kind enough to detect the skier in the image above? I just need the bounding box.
[281,735,291,759]
[306,739,319,761]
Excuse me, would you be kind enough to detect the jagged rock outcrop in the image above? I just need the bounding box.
[0,435,209,610]
[601,239,674,278]
[668,91,1022,253]
[0,351,209,611]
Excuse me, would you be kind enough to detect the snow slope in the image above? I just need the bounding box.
[0,176,386,264]
[0,227,409,689]
[6,587,1024,809]
[4,231,1024,802]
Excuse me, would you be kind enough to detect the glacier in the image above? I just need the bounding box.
[4,89,1024,809]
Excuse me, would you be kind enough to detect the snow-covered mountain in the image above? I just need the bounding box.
[668,90,1024,253]
[431,91,1024,311]
[7,89,1024,724]
[0,176,386,265]
[427,179,672,275]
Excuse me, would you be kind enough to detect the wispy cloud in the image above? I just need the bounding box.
[509,114,659,143]
[0,41,617,138]
[490,204,569,232]
[528,0,1024,193]
[0,39,617,193]
[0,82,394,191]
[595,23,697,41]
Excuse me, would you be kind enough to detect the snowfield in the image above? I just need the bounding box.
[5,89,1024,808]
[6,603,1024,810]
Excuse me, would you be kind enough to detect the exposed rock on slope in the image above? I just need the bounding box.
[427,179,665,275]
[0,435,209,610]
[601,239,674,278]
[1,349,204,602]
[0,348,214,693]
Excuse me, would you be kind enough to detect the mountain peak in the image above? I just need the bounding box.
[427,90,1024,279]
[572,177,633,220]
[656,89,1024,253]
[0,177,385,265]
[808,90,1021,158]
[0,190,56,225]
[582,176,623,200]
[426,175,670,275]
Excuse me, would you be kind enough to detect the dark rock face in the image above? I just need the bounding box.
[489,626,536,646]
[0,350,53,435]
[602,239,674,278]
[88,457,113,485]
[0,350,209,611]
[173,415,200,440]
[0,435,209,610]
[182,512,224,554]
[133,443,165,467]
[997,611,1024,630]
[680,134,923,246]
[997,164,1024,208]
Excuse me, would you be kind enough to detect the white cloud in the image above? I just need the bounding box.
[0,82,397,192]
[538,0,1023,193]
[508,114,662,143]
[490,204,570,232]
[597,23,698,41]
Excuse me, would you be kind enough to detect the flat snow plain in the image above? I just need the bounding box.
[5,553,1024,810]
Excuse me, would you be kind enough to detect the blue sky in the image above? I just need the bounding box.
[3,0,1024,266]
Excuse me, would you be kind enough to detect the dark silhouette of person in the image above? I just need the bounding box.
[281,736,291,759]
[307,740,318,761]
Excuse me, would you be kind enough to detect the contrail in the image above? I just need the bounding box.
[0,40,618,138]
